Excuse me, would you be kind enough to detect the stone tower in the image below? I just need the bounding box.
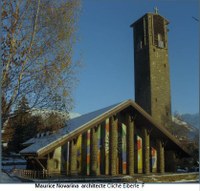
[130,10,171,127]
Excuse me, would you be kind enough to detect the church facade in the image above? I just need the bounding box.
[20,100,189,176]
[20,11,190,177]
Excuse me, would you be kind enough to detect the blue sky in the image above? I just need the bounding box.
[72,0,199,115]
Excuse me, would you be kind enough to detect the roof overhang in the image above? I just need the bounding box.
[20,100,191,158]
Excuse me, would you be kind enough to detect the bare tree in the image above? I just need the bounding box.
[2,0,81,124]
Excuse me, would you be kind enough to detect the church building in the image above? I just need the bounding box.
[20,10,190,178]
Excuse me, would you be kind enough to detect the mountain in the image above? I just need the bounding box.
[31,108,81,120]
[69,112,81,119]
[180,113,199,129]
[171,114,199,141]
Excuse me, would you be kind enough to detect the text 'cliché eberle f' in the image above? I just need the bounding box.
[35,183,145,189]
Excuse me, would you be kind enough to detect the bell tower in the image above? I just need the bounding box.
[131,9,171,127]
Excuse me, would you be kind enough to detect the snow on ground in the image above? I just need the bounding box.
[0,172,198,183]
[174,179,199,183]
[2,155,27,173]
[2,165,26,173]
[0,172,22,183]
[2,158,26,164]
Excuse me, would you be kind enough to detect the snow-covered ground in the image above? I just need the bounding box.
[1,171,198,183]
[0,172,22,183]
[2,164,26,173]
[2,158,26,164]
[1,162,26,183]
[2,156,26,173]
[1,156,26,183]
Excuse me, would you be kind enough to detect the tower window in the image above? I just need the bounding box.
[158,33,162,41]
[158,33,164,48]
[137,36,143,51]
[140,41,143,48]
[137,40,143,50]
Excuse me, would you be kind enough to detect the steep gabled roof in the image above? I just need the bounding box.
[20,100,190,157]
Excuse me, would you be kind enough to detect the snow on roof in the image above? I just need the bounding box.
[20,101,123,155]
[20,99,191,157]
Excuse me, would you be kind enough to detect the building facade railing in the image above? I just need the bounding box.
[13,169,49,179]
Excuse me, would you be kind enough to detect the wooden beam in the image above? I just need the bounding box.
[35,158,46,169]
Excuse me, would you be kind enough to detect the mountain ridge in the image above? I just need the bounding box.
[180,113,199,129]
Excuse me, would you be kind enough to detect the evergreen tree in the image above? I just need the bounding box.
[8,96,41,152]
[5,96,67,153]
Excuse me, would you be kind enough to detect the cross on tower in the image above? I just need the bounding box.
[154,7,159,14]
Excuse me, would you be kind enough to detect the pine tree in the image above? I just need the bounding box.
[6,96,67,153]
[8,96,39,152]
